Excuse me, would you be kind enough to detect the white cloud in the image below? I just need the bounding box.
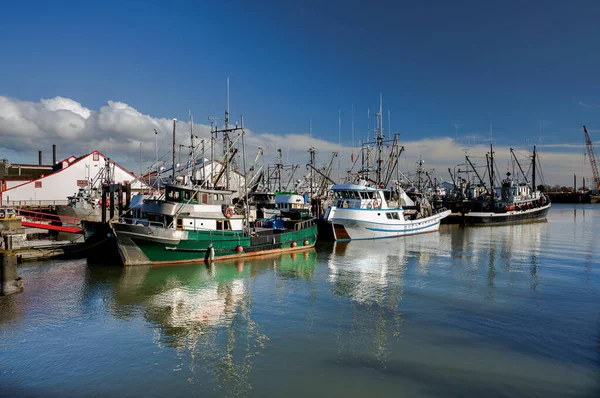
[578,101,600,108]
[0,95,593,186]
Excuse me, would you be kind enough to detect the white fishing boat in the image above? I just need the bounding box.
[262,192,310,219]
[324,182,450,241]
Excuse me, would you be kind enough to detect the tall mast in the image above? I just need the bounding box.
[189,111,194,178]
[225,78,230,190]
[532,145,536,192]
[154,128,159,192]
[210,121,215,188]
[489,143,494,203]
[241,115,250,236]
[376,93,384,186]
[201,140,206,183]
[309,147,315,213]
[172,118,177,182]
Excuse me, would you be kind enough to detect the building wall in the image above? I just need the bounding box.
[1,151,148,206]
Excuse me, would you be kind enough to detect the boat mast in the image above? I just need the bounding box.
[532,145,536,192]
[509,148,529,184]
[154,128,159,192]
[241,115,250,236]
[376,93,384,186]
[225,77,230,190]
[489,143,495,203]
[172,118,177,182]
[189,111,195,181]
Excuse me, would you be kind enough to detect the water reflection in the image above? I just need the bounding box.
[85,250,317,396]
[326,233,449,367]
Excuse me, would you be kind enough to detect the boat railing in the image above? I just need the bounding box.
[119,217,165,228]
[294,218,316,231]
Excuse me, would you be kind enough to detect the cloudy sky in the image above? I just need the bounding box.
[1,0,600,186]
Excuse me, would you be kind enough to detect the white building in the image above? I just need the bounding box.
[0,150,150,206]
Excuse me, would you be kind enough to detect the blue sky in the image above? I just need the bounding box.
[1,0,600,184]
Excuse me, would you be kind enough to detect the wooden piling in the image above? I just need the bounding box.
[0,250,23,295]
[101,184,108,223]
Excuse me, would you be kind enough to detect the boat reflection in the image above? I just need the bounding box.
[447,220,547,296]
[85,250,317,396]
[326,233,449,365]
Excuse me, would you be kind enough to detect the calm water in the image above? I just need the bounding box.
[1,204,599,397]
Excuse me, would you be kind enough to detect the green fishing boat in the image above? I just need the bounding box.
[110,184,318,266]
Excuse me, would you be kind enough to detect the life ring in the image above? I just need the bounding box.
[225,207,234,218]
[373,200,379,209]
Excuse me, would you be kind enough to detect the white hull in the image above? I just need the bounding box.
[327,208,451,240]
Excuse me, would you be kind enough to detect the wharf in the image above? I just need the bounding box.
[546,192,591,204]
[1,217,88,262]
[12,241,88,262]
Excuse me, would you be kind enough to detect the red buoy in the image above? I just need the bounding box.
[303,240,309,246]
[236,245,243,253]
[291,242,297,248]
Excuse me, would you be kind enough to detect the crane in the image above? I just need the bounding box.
[583,126,600,189]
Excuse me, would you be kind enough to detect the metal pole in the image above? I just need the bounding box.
[172,118,177,182]
[241,115,249,236]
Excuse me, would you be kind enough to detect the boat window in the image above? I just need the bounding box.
[183,191,191,201]
[386,213,392,219]
[214,194,219,201]
[391,213,400,220]
[201,193,208,204]
[216,220,223,230]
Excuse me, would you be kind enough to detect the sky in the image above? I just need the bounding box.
[1,0,600,186]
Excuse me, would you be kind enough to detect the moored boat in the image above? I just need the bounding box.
[88,183,317,266]
[325,182,450,240]
[443,145,551,225]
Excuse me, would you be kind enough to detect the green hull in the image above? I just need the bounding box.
[115,225,318,266]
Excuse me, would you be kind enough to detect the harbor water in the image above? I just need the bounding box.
[1,204,599,397]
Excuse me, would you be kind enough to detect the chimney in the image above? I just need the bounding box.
[38,151,42,166]
[52,144,57,165]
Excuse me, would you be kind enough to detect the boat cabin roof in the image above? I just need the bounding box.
[331,184,386,192]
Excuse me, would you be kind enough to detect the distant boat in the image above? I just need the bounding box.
[324,181,450,240]
[443,145,551,225]
[262,192,311,219]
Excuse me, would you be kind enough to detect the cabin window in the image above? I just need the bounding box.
[391,213,400,220]
[225,220,231,230]
[176,218,183,230]
[214,194,219,201]
[216,220,223,230]
[386,213,392,219]
[201,193,208,204]
[184,191,191,201]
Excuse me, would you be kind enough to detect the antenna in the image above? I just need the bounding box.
[310,116,312,138]
[388,110,391,140]
[227,77,230,117]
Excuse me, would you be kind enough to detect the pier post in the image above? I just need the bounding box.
[101,185,107,223]
[124,183,131,211]
[109,185,115,220]
[117,183,123,217]
[0,250,23,295]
